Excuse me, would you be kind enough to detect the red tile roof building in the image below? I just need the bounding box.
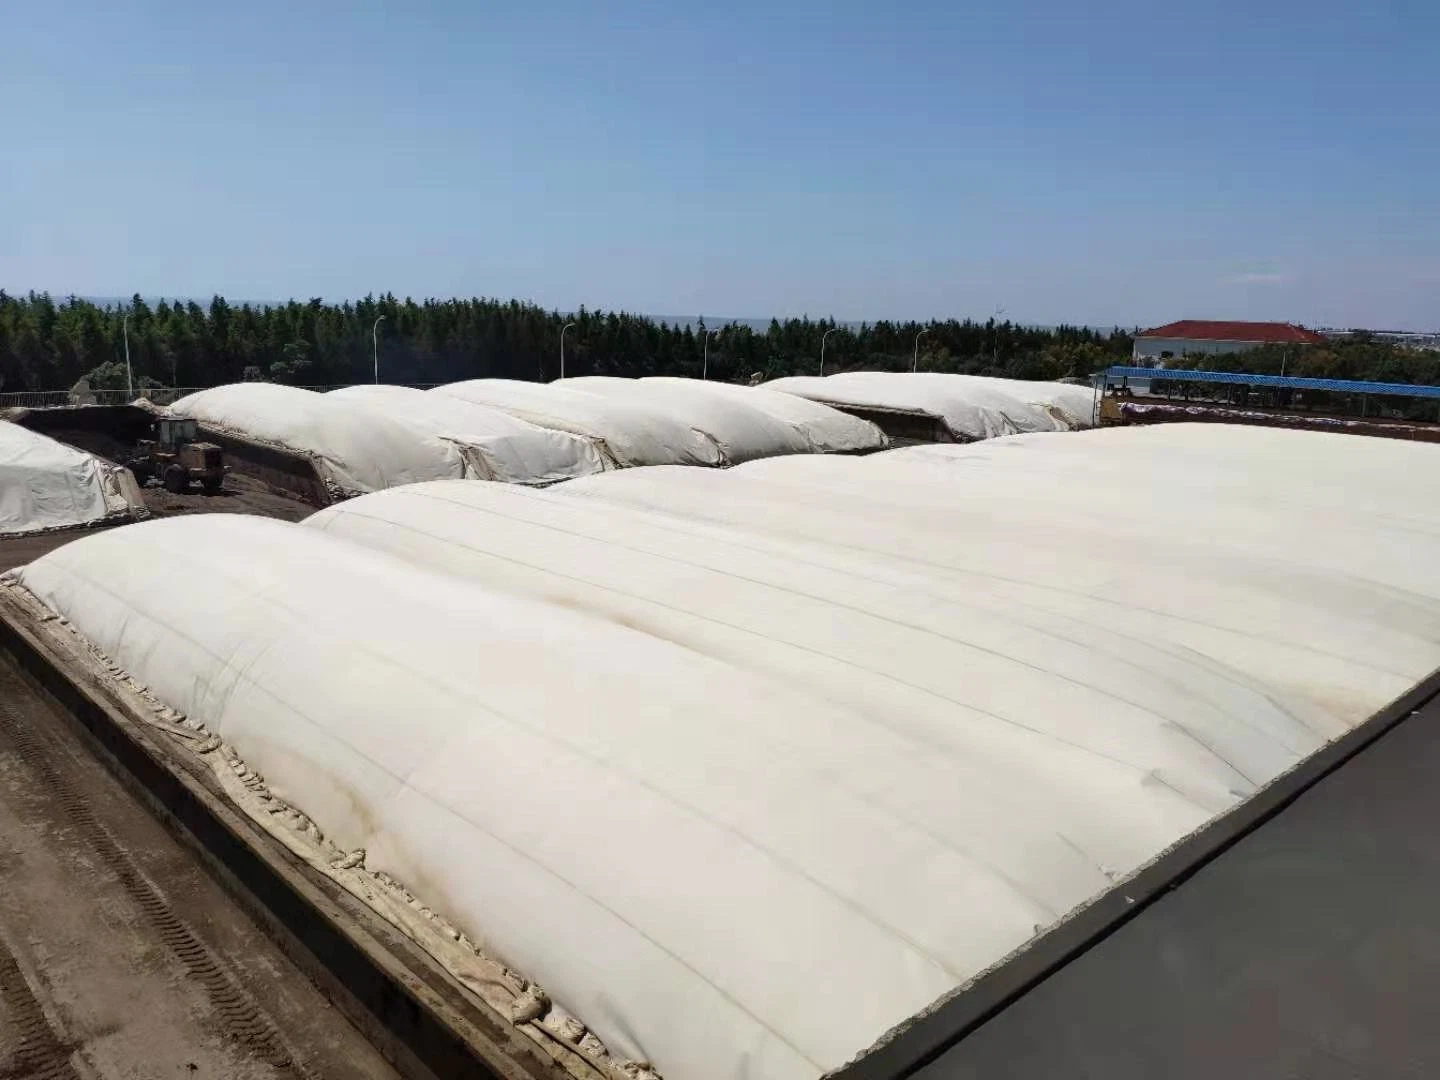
[1134,320,1328,363]
[1137,320,1328,345]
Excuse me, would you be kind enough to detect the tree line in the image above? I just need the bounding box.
[0,291,1134,393]
[2,291,1429,398]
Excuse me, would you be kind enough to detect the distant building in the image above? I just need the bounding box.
[1133,320,1327,365]
[1322,328,1440,352]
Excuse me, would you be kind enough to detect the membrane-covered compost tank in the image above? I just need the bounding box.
[431,376,887,467]
[328,383,611,484]
[169,382,468,495]
[638,376,888,453]
[764,370,1096,440]
[8,423,1440,1080]
[0,419,145,535]
[431,378,728,468]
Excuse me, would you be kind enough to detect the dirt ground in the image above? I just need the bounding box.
[39,427,316,524]
[139,470,316,523]
[1,434,315,573]
[0,533,86,574]
[0,653,400,1079]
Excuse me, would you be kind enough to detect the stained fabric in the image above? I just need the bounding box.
[15,423,1440,1080]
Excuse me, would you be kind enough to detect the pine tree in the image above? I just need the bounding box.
[0,292,1166,396]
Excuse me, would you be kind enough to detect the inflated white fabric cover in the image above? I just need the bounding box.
[170,383,465,494]
[0,421,141,534]
[960,375,1096,429]
[764,371,1072,439]
[327,384,609,484]
[639,377,889,453]
[432,379,723,468]
[556,376,812,463]
[19,423,1440,1080]
[562,425,1440,719]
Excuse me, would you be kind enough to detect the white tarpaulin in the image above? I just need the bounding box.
[563,425,1440,717]
[431,379,724,468]
[763,371,1081,439]
[14,423,1440,1080]
[638,377,889,453]
[0,421,143,535]
[556,376,813,463]
[328,384,610,484]
[170,383,466,495]
[959,375,1096,429]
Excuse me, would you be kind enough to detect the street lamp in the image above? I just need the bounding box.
[912,327,931,373]
[820,327,839,375]
[121,313,133,397]
[560,321,576,380]
[992,305,1007,367]
[703,327,721,380]
[372,315,386,384]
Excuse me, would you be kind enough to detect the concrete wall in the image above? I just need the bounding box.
[196,427,334,507]
[10,404,155,444]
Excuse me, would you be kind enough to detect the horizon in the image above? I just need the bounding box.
[4,1,1437,330]
[26,296,1435,337]
[58,296,1140,334]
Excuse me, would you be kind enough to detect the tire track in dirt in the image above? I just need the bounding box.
[0,925,80,1080]
[0,684,304,1076]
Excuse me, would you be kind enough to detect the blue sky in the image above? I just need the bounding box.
[3,0,1437,328]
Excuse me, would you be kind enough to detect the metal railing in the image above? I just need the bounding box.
[0,390,101,410]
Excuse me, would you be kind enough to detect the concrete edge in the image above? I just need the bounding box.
[833,667,1440,1080]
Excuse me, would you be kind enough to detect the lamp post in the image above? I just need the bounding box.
[560,321,576,380]
[372,315,386,384]
[703,327,721,380]
[121,313,133,397]
[912,327,931,373]
[992,305,1007,367]
[820,327,839,375]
